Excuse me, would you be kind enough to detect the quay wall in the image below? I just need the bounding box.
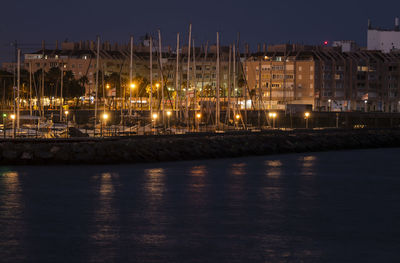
[1,129,400,165]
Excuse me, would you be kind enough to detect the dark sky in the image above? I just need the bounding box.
[1,0,400,62]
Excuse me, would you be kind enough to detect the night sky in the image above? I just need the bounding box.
[1,0,400,62]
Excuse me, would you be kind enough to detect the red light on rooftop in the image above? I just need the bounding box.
[324,41,329,45]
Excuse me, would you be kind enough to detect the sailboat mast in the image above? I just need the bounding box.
[233,44,237,117]
[158,30,165,127]
[29,61,32,116]
[41,40,45,117]
[129,35,133,115]
[175,33,180,119]
[94,35,100,135]
[17,48,20,131]
[60,60,63,121]
[216,32,220,130]
[227,44,232,125]
[192,39,196,118]
[186,24,192,130]
[150,37,153,117]
[258,56,262,128]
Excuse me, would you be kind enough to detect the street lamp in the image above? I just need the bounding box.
[10,114,16,138]
[235,114,241,129]
[304,112,310,129]
[364,100,368,112]
[101,113,109,137]
[269,112,277,129]
[64,110,69,138]
[152,113,158,135]
[328,99,332,112]
[196,113,201,132]
[129,83,136,114]
[2,113,6,138]
[166,111,171,132]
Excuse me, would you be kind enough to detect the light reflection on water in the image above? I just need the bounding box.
[89,172,120,263]
[0,171,26,262]
[1,148,400,262]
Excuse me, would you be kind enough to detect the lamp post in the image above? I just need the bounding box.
[235,114,240,129]
[10,114,15,138]
[106,84,110,110]
[196,113,201,132]
[328,99,331,112]
[152,113,158,135]
[155,83,160,119]
[364,100,368,112]
[268,112,277,129]
[166,111,171,133]
[130,83,136,113]
[64,110,69,138]
[2,113,6,138]
[102,113,109,137]
[304,112,310,129]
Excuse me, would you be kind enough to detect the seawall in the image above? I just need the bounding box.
[1,129,400,165]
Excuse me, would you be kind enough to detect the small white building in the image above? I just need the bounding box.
[332,41,358,52]
[367,18,400,53]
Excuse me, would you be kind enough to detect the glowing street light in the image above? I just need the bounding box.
[106,84,110,89]
[304,112,310,129]
[10,114,16,138]
[155,83,160,89]
[130,83,136,89]
[64,111,69,138]
[152,113,158,135]
[101,113,109,137]
[269,112,277,129]
[166,111,172,132]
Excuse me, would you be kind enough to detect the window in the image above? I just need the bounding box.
[272,65,284,70]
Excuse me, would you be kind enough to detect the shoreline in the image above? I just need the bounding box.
[1,129,400,165]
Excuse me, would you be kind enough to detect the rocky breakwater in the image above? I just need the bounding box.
[1,129,400,165]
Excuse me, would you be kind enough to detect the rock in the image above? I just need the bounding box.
[3,149,18,160]
[21,152,33,160]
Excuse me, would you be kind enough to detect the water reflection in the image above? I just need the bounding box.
[0,171,26,262]
[228,163,247,205]
[265,160,283,178]
[89,172,119,262]
[231,163,246,176]
[142,168,167,246]
[187,165,208,207]
[189,165,207,191]
[300,155,317,176]
[262,159,284,201]
[144,168,166,201]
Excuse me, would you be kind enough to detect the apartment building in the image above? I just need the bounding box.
[245,45,400,112]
